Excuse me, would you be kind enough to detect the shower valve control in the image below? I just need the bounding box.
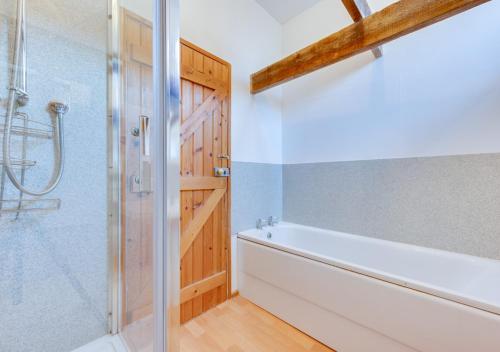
[214,167,230,177]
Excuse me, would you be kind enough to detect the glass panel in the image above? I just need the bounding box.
[0,0,178,351]
[0,1,110,351]
[117,1,156,350]
[118,1,180,351]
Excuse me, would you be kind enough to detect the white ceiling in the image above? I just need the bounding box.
[255,0,323,24]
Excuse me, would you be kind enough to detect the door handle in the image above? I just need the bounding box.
[129,115,153,194]
[140,115,151,156]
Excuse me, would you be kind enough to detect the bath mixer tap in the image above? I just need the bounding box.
[268,216,280,227]
[256,218,267,230]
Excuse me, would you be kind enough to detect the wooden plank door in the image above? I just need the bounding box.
[179,40,231,324]
[120,9,154,325]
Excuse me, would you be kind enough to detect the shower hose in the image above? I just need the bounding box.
[2,0,67,197]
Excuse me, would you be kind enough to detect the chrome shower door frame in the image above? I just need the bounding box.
[107,0,180,351]
[154,0,181,351]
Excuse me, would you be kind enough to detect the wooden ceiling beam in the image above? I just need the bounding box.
[341,0,382,58]
[250,0,489,94]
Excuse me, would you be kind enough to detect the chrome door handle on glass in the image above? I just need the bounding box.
[130,115,152,194]
[141,115,151,157]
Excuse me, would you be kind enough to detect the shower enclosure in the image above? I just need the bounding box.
[0,0,179,351]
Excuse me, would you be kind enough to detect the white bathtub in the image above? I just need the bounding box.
[237,222,500,352]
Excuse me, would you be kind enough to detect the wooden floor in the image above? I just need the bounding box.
[180,296,335,352]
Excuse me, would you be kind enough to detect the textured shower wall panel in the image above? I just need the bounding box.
[0,1,108,351]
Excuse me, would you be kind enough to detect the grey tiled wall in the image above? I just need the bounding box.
[231,162,283,234]
[283,154,500,260]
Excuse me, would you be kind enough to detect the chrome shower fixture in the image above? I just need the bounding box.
[2,0,68,197]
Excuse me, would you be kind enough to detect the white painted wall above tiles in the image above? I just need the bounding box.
[121,0,153,20]
[181,0,283,164]
[282,0,500,164]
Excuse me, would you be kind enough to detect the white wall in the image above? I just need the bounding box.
[181,0,283,164]
[282,0,500,164]
[121,0,153,20]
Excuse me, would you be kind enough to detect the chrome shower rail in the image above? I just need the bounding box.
[0,0,67,216]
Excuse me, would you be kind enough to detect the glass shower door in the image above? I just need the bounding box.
[0,0,179,351]
[118,2,156,350]
[116,0,180,351]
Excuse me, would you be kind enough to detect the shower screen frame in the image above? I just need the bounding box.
[107,0,180,351]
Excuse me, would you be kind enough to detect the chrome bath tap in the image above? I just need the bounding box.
[268,216,280,227]
[256,218,266,230]
[256,217,280,229]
